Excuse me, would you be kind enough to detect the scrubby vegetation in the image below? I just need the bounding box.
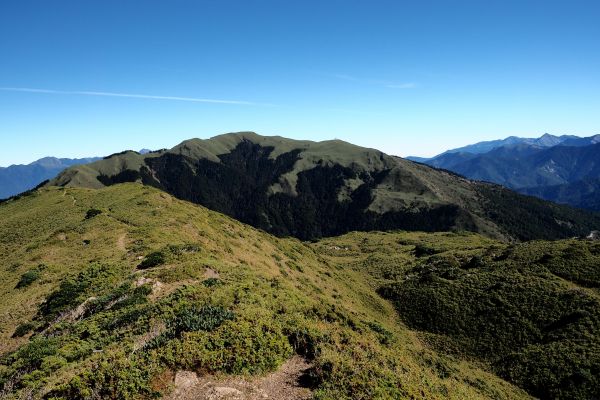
[334,233,600,400]
[0,183,597,399]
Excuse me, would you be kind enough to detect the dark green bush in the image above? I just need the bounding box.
[85,283,131,316]
[46,349,157,400]
[202,278,221,287]
[15,269,40,289]
[284,324,323,359]
[169,305,235,336]
[367,321,394,345]
[169,319,292,375]
[12,321,36,338]
[137,251,165,269]
[38,279,88,319]
[11,337,60,370]
[85,208,102,219]
[38,264,123,321]
[414,244,437,257]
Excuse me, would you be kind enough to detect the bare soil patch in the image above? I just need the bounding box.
[203,267,220,279]
[165,356,313,400]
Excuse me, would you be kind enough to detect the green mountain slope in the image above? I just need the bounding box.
[1,184,599,399]
[47,132,600,241]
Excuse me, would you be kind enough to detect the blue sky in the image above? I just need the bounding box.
[1,0,599,166]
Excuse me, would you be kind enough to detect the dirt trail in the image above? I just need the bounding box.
[165,356,313,400]
[117,233,126,251]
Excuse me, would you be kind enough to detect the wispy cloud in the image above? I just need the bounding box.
[0,87,272,106]
[385,82,418,89]
[330,74,360,82]
[327,74,418,90]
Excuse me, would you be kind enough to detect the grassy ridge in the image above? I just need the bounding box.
[0,184,531,399]
[316,231,600,399]
[3,183,598,399]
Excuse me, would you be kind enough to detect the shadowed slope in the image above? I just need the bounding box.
[47,132,600,241]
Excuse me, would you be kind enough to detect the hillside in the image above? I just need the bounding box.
[0,183,531,400]
[0,157,100,200]
[46,132,600,241]
[1,184,598,399]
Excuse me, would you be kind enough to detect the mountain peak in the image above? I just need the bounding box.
[46,132,600,242]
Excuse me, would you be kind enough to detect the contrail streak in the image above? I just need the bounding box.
[0,87,271,106]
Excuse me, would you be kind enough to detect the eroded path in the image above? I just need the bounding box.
[166,356,313,400]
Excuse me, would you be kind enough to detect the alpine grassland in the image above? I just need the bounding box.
[1,183,597,399]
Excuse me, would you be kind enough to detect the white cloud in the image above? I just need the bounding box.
[0,87,272,106]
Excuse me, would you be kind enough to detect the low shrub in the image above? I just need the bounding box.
[85,208,102,219]
[414,244,438,257]
[202,278,221,287]
[169,305,235,337]
[38,278,88,319]
[12,321,36,338]
[47,349,157,400]
[15,269,40,289]
[169,319,292,374]
[138,251,165,269]
[367,321,394,345]
[10,337,60,370]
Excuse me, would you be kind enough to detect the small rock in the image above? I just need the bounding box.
[135,277,153,287]
[204,267,220,279]
[207,386,243,399]
[173,371,199,389]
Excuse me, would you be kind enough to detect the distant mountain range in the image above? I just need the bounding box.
[414,133,600,157]
[0,157,101,199]
[1,150,153,199]
[47,132,600,241]
[408,133,600,211]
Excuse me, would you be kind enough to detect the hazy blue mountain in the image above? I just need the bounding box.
[410,133,600,162]
[435,133,579,157]
[414,134,600,211]
[0,157,100,199]
[426,142,600,189]
[560,134,600,147]
[405,156,430,163]
[520,178,600,211]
